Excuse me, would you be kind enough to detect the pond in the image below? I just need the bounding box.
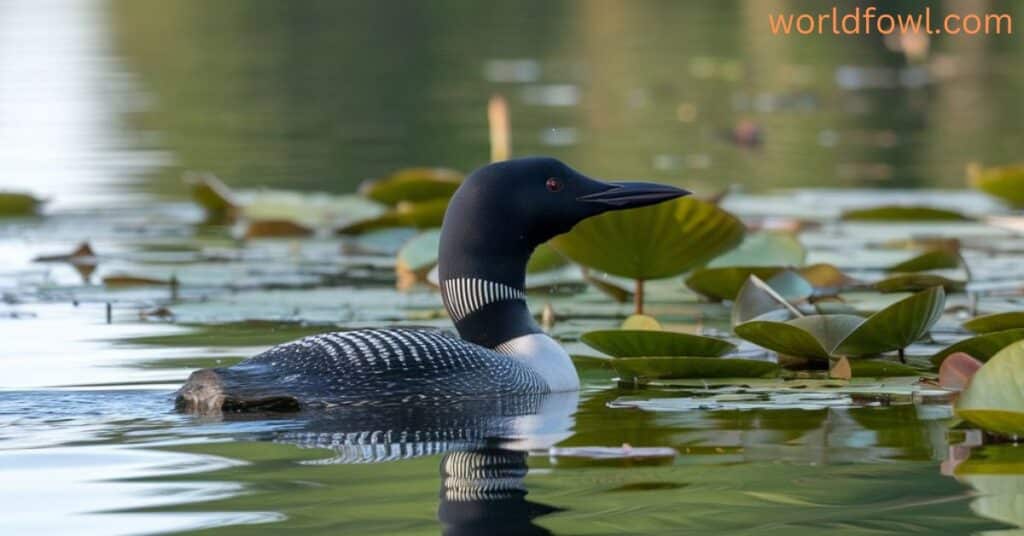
[3,0,1024,534]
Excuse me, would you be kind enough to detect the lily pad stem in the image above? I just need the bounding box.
[634,278,645,315]
[898,347,906,363]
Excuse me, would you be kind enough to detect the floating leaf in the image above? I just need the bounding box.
[939,352,984,391]
[358,168,462,205]
[620,314,662,331]
[243,219,314,239]
[706,231,806,268]
[932,329,1024,365]
[956,341,1024,436]
[0,192,43,217]
[685,266,783,301]
[242,191,383,229]
[337,198,448,234]
[798,263,857,290]
[395,229,443,290]
[581,329,735,358]
[735,315,863,361]
[183,173,238,222]
[964,312,1024,334]
[103,274,172,287]
[833,287,945,356]
[551,197,744,280]
[526,243,569,274]
[609,356,778,380]
[885,249,961,273]
[841,205,972,222]
[873,273,965,293]
[969,163,1024,208]
[581,270,633,303]
[33,242,96,264]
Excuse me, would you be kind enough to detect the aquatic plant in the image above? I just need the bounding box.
[968,163,1024,208]
[841,205,972,222]
[932,328,1024,365]
[0,192,44,217]
[963,312,1024,334]
[552,197,745,313]
[956,341,1024,436]
[358,167,462,205]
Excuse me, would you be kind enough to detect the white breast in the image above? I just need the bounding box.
[494,334,580,392]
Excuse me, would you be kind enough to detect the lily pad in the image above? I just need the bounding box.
[885,249,962,273]
[932,329,1024,365]
[337,198,449,234]
[620,314,662,331]
[833,287,945,356]
[242,219,313,239]
[184,173,238,222]
[0,192,44,217]
[609,356,778,380]
[706,231,805,268]
[735,315,865,361]
[580,329,736,358]
[956,341,1024,436]
[841,205,972,222]
[395,229,443,290]
[964,312,1024,334]
[526,243,569,274]
[685,266,783,301]
[551,197,744,280]
[731,274,804,326]
[873,273,965,293]
[358,167,462,205]
[799,263,858,290]
[968,163,1024,208]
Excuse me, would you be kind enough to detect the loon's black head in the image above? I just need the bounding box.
[441,157,690,253]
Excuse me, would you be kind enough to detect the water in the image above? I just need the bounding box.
[3,0,1024,534]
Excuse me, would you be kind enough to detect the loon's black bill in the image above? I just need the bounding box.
[578,181,691,208]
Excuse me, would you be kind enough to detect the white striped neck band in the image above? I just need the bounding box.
[440,277,526,322]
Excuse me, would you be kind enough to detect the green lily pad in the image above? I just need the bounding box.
[337,198,448,234]
[0,192,44,217]
[833,287,945,356]
[799,263,858,290]
[885,249,962,273]
[685,266,784,301]
[551,197,744,280]
[841,205,972,222]
[580,329,736,358]
[956,341,1024,436]
[706,231,805,268]
[526,243,569,274]
[242,191,384,229]
[964,312,1024,334]
[358,167,462,205]
[873,273,966,293]
[932,328,1024,365]
[736,315,864,361]
[609,356,779,380]
[969,163,1024,208]
[731,274,805,326]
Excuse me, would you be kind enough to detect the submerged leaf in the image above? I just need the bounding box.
[581,329,735,358]
[956,341,1024,436]
[932,329,1024,365]
[609,356,779,380]
[551,197,744,280]
[841,205,972,222]
[964,312,1024,334]
[359,167,462,205]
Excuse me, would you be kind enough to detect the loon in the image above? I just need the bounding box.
[176,157,688,413]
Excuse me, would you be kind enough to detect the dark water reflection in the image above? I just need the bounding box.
[106,0,1024,196]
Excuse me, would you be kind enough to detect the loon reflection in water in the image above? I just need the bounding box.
[269,391,578,535]
[177,157,688,412]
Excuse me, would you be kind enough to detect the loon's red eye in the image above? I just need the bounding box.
[545,177,563,192]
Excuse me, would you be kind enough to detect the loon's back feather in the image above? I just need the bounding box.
[176,328,549,412]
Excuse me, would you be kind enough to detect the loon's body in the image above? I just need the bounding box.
[176,157,687,413]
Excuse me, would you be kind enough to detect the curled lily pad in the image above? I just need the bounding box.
[956,341,1024,436]
[609,356,778,380]
[964,312,1024,334]
[731,274,804,326]
[968,163,1024,208]
[581,329,735,358]
[833,287,945,356]
[358,167,462,205]
[932,329,1024,365]
[551,197,744,280]
[685,266,783,301]
[841,205,972,222]
[337,198,448,234]
[873,273,965,293]
[885,249,962,273]
[706,231,805,268]
[735,315,864,361]
[184,173,238,222]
